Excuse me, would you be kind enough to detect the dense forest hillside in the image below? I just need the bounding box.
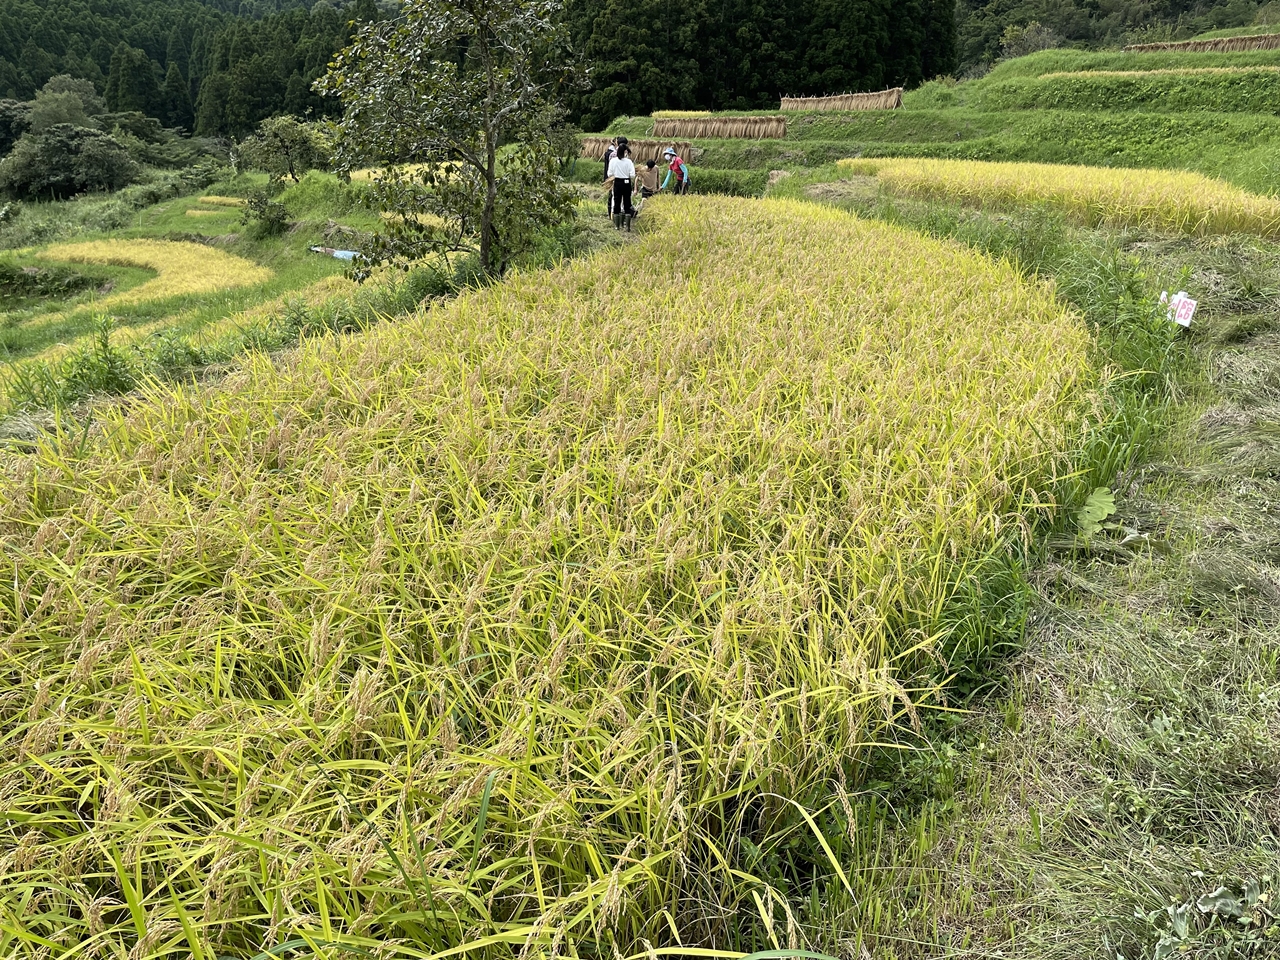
[4,0,1280,137]
[0,0,384,135]
[958,0,1280,69]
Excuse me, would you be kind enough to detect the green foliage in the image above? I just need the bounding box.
[237,115,332,184]
[956,0,1269,71]
[104,43,161,116]
[689,167,768,196]
[0,124,137,200]
[567,0,955,130]
[6,316,140,410]
[0,99,30,155]
[239,191,290,237]
[319,0,583,277]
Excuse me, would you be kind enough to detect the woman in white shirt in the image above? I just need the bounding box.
[607,145,636,225]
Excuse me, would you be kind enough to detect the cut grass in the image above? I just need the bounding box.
[840,157,1280,236]
[0,195,1092,958]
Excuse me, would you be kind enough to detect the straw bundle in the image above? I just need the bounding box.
[580,138,694,163]
[781,88,904,111]
[1124,33,1280,53]
[651,116,787,139]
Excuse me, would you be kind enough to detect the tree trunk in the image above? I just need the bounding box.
[480,134,498,276]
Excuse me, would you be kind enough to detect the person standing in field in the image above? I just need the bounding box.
[662,147,691,194]
[607,143,636,226]
[603,136,628,215]
[638,159,660,199]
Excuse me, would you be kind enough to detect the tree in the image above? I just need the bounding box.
[238,115,331,182]
[29,92,92,132]
[317,0,583,277]
[162,62,194,129]
[0,100,32,156]
[0,124,137,199]
[40,76,108,116]
[105,44,161,115]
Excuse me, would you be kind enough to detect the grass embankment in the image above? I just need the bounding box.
[0,195,1092,958]
[840,157,1280,235]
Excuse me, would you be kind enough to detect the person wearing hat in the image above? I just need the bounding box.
[661,147,690,195]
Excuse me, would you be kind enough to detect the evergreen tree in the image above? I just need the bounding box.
[105,44,161,115]
[194,71,230,136]
[162,61,194,129]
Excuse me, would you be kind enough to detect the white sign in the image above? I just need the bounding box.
[1160,290,1198,328]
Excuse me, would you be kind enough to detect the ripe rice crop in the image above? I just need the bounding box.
[36,239,273,312]
[0,196,1090,958]
[184,208,227,217]
[652,116,786,139]
[1125,32,1280,52]
[781,88,904,111]
[840,157,1280,235]
[651,110,711,119]
[1040,65,1280,78]
[580,136,694,163]
[197,195,249,206]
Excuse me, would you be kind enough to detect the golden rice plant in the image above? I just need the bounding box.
[0,196,1091,959]
[651,110,712,119]
[197,195,249,206]
[184,208,227,217]
[1040,65,1280,78]
[840,157,1280,235]
[35,239,273,315]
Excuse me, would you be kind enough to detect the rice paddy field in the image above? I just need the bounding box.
[0,195,1093,957]
[6,29,1280,960]
[838,157,1280,235]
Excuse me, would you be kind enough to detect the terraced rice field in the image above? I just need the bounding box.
[0,195,1092,958]
[840,157,1280,235]
[36,239,272,311]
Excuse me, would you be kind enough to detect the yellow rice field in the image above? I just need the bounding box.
[0,196,1092,957]
[651,109,712,118]
[840,157,1280,235]
[183,208,228,217]
[197,195,249,206]
[1041,65,1280,78]
[35,239,273,313]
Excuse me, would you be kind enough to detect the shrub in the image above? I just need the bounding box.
[0,124,137,199]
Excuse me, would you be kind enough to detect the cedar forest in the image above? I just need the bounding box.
[0,0,1273,137]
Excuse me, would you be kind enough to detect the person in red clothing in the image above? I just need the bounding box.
[661,147,691,194]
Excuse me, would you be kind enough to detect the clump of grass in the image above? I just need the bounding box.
[0,196,1092,958]
[840,157,1280,236]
